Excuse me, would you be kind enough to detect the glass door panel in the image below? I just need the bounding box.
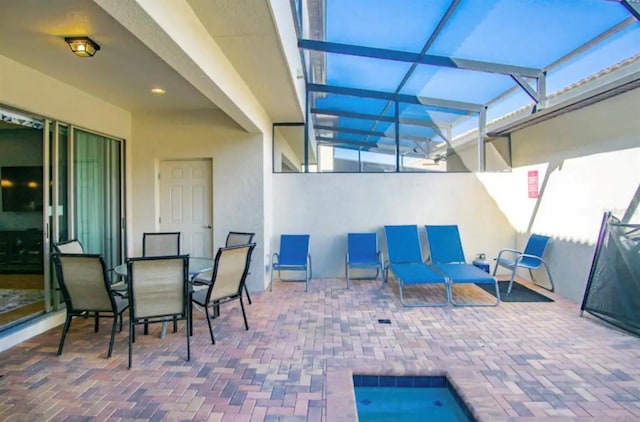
[73,129,122,274]
[0,109,45,330]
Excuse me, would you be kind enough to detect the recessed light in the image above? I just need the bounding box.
[151,88,166,95]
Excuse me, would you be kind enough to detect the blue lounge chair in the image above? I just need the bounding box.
[493,234,554,295]
[384,225,450,307]
[425,225,500,307]
[270,234,312,292]
[345,233,384,288]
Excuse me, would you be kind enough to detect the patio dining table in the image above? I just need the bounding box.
[113,256,215,338]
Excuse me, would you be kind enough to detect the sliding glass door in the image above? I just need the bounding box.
[0,106,125,331]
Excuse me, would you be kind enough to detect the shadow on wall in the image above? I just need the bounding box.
[478,147,640,302]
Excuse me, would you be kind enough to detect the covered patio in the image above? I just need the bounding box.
[0,0,639,420]
[2,277,639,421]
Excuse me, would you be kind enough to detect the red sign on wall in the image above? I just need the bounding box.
[528,170,539,198]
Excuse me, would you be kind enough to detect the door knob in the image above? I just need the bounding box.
[205,225,212,229]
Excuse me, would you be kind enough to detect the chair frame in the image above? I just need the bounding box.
[51,253,128,358]
[126,255,190,369]
[384,225,450,307]
[345,232,384,288]
[425,225,500,307]
[270,234,312,292]
[493,234,554,295]
[191,243,256,344]
[225,231,256,304]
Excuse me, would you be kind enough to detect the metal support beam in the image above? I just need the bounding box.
[621,0,640,21]
[537,71,548,109]
[478,107,487,172]
[308,83,484,112]
[395,101,400,172]
[316,136,374,150]
[511,75,540,103]
[314,124,390,139]
[299,39,542,78]
[304,89,309,172]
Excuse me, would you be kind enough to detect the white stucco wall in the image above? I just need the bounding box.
[480,88,640,302]
[272,172,513,280]
[131,109,268,292]
[0,54,131,139]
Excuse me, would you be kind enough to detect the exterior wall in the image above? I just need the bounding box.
[273,125,301,172]
[272,172,513,279]
[480,88,640,302]
[131,110,268,292]
[0,54,131,140]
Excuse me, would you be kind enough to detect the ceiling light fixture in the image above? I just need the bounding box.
[150,88,166,95]
[64,36,100,57]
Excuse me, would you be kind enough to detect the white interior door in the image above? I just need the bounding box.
[159,159,212,257]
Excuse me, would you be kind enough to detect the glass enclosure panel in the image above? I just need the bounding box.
[74,129,122,273]
[428,0,629,67]
[326,54,413,92]
[401,65,515,104]
[546,22,640,94]
[322,0,451,52]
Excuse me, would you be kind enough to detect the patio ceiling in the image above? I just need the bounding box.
[295,0,640,162]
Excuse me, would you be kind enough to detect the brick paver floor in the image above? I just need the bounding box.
[1,277,639,421]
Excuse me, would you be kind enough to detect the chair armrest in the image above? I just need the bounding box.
[494,248,523,261]
[515,253,544,264]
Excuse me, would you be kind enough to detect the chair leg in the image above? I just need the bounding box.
[94,313,99,333]
[186,312,191,362]
[239,297,249,330]
[305,268,309,292]
[244,284,252,305]
[173,316,178,333]
[128,319,134,369]
[270,266,275,291]
[107,314,118,358]
[57,314,73,356]
[346,256,350,289]
[205,305,215,345]
[507,268,517,295]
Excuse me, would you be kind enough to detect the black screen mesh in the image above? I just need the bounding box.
[582,213,640,336]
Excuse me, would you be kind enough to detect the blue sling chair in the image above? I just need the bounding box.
[425,225,500,307]
[345,233,385,288]
[493,234,554,295]
[383,225,450,307]
[270,234,312,292]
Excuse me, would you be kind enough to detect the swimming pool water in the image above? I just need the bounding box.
[354,375,474,422]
